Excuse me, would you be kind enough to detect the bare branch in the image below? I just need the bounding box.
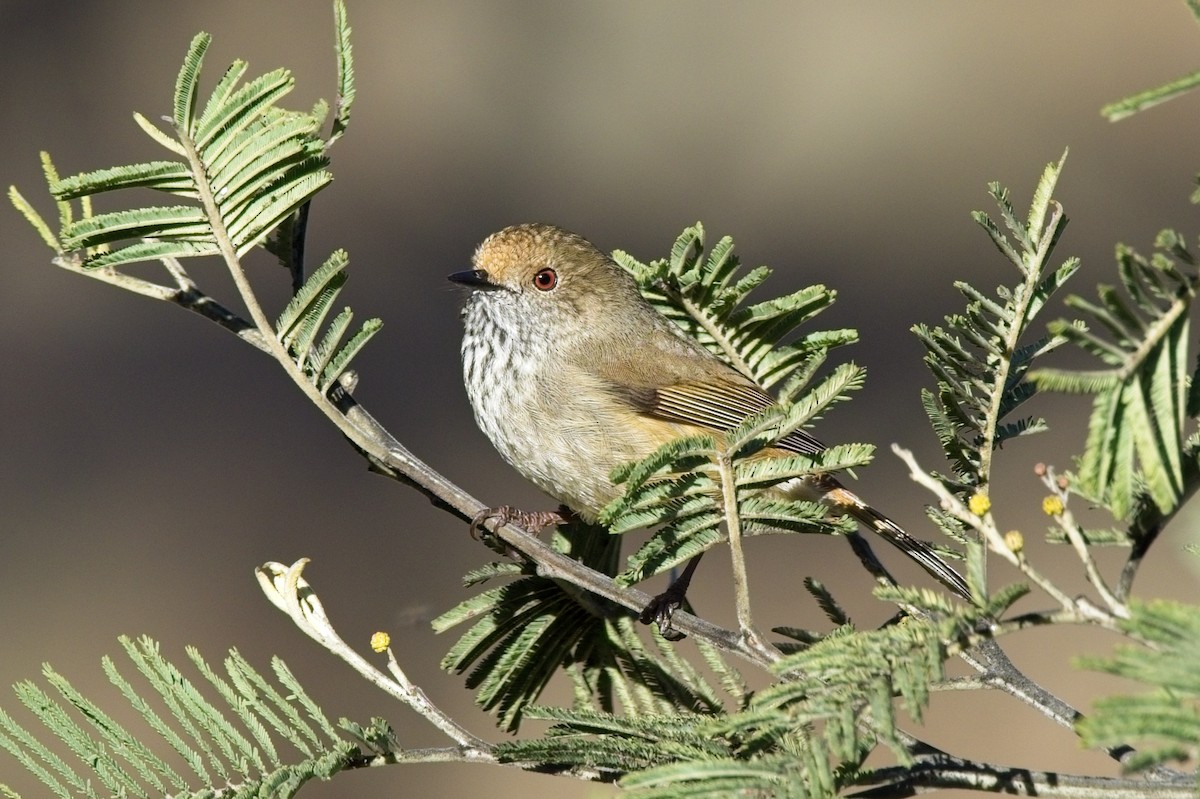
[860,755,1193,798]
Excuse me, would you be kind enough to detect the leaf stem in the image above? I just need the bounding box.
[675,288,758,381]
[716,452,776,659]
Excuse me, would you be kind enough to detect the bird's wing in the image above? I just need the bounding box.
[602,363,826,456]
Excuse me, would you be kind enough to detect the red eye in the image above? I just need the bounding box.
[533,268,558,291]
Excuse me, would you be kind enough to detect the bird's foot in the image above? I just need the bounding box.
[469,505,566,537]
[469,506,567,556]
[639,586,689,642]
[638,554,704,642]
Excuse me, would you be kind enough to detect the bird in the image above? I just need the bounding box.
[449,223,969,633]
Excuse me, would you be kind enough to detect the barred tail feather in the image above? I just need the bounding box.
[821,484,970,599]
[852,503,970,599]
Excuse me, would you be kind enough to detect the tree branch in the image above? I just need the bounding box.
[51,252,268,351]
[859,754,1193,798]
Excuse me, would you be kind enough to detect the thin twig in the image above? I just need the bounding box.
[257,560,490,750]
[352,746,615,780]
[1040,467,1128,617]
[889,445,1185,773]
[931,676,988,691]
[175,125,306,374]
[325,386,756,659]
[52,253,269,351]
[892,445,1088,614]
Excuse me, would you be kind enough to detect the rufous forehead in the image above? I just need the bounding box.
[474,228,542,271]
[473,224,585,277]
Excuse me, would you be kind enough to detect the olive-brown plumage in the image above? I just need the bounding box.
[451,223,968,599]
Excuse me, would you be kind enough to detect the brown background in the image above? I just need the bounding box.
[4,2,1200,797]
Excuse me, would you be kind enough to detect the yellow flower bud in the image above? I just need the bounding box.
[1004,530,1024,554]
[1042,495,1064,517]
[370,631,391,653]
[968,492,991,516]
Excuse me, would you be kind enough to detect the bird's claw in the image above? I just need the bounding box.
[640,587,688,642]
[468,506,566,556]
[637,554,703,641]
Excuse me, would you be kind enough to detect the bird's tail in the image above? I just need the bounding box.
[823,482,971,600]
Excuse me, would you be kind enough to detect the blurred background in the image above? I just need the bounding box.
[4,2,1200,796]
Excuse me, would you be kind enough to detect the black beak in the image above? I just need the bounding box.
[448,269,495,288]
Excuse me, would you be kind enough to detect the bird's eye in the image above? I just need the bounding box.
[532,267,558,291]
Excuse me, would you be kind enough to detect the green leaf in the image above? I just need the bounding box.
[84,240,219,270]
[133,113,187,157]
[206,113,322,206]
[276,250,349,348]
[733,445,872,491]
[437,523,731,732]
[1033,235,1195,519]
[1027,150,1066,248]
[52,161,194,200]
[8,185,60,252]
[599,238,876,580]
[0,636,359,798]
[614,224,856,390]
[173,33,211,133]
[39,151,74,233]
[330,0,355,144]
[1102,69,1200,122]
[43,665,182,792]
[194,68,293,153]
[31,26,336,276]
[62,206,210,251]
[196,60,249,134]
[601,602,991,798]
[921,154,1076,490]
[229,170,333,255]
[804,578,850,627]
[318,318,382,392]
[1077,599,1200,774]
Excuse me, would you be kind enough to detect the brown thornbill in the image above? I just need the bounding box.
[450,223,968,635]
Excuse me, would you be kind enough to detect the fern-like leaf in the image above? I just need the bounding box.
[1032,233,1196,519]
[173,33,210,134]
[916,151,1077,491]
[496,707,724,776]
[267,217,379,393]
[1076,599,1200,775]
[612,223,857,390]
[600,229,873,583]
[605,392,867,585]
[330,0,355,145]
[277,250,349,354]
[501,606,981,799]
[435,522,736,733]
[53,162,196,199]
[7,184,60,252]
[33,25,336,271]
[0,636,364,798]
